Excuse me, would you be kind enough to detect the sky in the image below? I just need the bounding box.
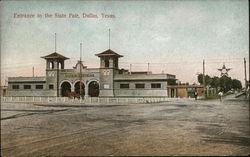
[1,0,249,86]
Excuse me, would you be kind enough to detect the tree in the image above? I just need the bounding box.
[197,74,242,93]
[197,74,212,86]
[232,79,242,89]
[210,76,220,89]
[219,75,232,92]
[198,74,203,85]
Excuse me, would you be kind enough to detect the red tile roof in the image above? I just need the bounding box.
[41,52,69,60]
[95,49,123,57]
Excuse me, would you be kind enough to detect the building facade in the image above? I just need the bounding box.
[167,85,204,98]
[7,49,176,97]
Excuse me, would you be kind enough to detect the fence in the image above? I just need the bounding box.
[0,96,193,105]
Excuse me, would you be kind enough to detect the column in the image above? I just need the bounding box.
[54,60,58,69]
[109,58,114,68]
[61,61,64,69]
[46,61,50,69]
[59,87,61,97]
[84,85,89,98]
[174,88,177,98]
[71,87,75,92]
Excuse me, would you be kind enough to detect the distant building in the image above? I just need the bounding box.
[7,49,176,97]
[167,85,204,98]
[0,86,8,97]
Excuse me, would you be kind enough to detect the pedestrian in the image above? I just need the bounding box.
[218,91,223,101]
[194,91,198,100]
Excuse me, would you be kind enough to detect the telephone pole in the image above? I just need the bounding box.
[109,29,110,49]
[80,43,83,99]
[147,63,150,74]
[203,59,206,98]
[129,64,132,75]
[244,58,247,98]
[32,67,34,77]
[55,33,59,97]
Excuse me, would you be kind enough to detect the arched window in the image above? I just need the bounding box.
[49,62,54,69]
[114,59,118,68]
[104,59,109,68]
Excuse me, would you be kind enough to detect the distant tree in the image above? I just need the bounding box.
[232,79,242,89]
[197,74,212,86]
[219,75,232,92]
[197,74,242,93]
[210,76,220,89]
[205,75,212,86]
[198,74,203,85]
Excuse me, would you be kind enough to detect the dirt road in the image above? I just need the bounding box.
[1,97,249,156]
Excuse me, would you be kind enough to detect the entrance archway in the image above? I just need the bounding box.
[61,82,71,97]
[88,81,99,97]
[74,81,85,97]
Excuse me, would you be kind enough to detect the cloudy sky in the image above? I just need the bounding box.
[1,0,249,85]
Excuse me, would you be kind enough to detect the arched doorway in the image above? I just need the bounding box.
[61,82,71,97]
[74,81,85,97]
[88,81,99,97]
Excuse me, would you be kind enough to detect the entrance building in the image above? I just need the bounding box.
[7,49,176,98]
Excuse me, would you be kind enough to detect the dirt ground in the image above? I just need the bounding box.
[1,96,249,156]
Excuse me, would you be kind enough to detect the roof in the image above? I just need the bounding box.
[131,71,150,74]
[167,85,204,88]
[95,49,123,57]
[114,73,176,81]
[41,52,69,60]
[8,77,46,83]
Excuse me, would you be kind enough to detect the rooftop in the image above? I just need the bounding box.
[41,52,69,60]
[114,73,176,81]
[95,49,123,57]
[8,77,46,83]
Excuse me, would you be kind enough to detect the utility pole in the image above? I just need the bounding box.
[244,58,247,98]
[109,29,110,49]
[32,67,34,77]
[129,64,132,75]
[147,63,150,74]
[80,43,83,99]
[57,60,59,97]
[54,33,59,97]
[55,33,57,52]
[203,59,206,98]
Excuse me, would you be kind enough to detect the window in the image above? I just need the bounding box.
[151,83,161,88]
[36,85,43,89]
[12,85,19,89]
[24,85,31,89]
[49,84,54,89]
[49,62,54,69]
[114,59,118,68]
[104,59,109,68]
[120,84,129,89]
[135,84,145,89]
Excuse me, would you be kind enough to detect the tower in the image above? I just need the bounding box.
[95,49,123,97]
[41,52,69,96]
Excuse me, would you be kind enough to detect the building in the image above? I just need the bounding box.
[0,86,8,97]
[167,85,204,98]
[7,49,176,97]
